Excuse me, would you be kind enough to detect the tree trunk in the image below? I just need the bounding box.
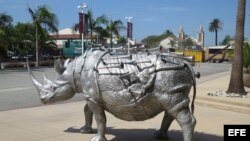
[91,29,93,42]
[110,32,113,49]
[215,30,218,46]
[36,26,39,67]
[227,0,246,94]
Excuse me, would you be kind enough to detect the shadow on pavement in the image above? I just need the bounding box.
[64,127,223,141]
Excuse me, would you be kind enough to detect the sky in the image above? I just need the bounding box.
[0,0,250,46]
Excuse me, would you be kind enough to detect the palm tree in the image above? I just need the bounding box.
[221,35,232,45]
[106,19,125,48]
[28,5,58,66]
[95,26,109,44]
[0,13,13,46]
[209,18,223,46]
[0,13,13,60]
[227,0,246,95]
[0,13,13,28]
[164,30,174,37]
[87,11,109,43]
[117,36,127,46]
[72,11,108,44]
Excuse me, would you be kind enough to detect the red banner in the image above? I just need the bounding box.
[127,22,133,39]
[84,14,88,33]
[79,13,83,33]
[79,13,88,34]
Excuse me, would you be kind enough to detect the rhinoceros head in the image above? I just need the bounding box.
[27,60,74,104]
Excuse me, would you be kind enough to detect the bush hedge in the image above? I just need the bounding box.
[0,60,54,69]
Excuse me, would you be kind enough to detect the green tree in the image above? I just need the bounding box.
[0,13,13,61]
[159,29,174,41]
[141,29,176,48]
[209,18,223,46]
[163,30,174,37]
[95,26,109,44]
[221,35,233,45]
[39,28,58,58]
[28,5,58,66]
[183,37,194,50]
[227,0,246,94]
[12,23,36,58]
[117,36,127,46]
[87,11,109,43]
[105,19,125,48]
[0,13,12,29]
[141,35,161,48]
[72,12,108,44]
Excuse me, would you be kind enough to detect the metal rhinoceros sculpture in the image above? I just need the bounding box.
[28,48,199,141]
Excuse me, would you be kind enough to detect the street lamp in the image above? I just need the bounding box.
[125,16,133,22]
[125,16,133,55]
[77,3,87,13]
[77,3,88,55]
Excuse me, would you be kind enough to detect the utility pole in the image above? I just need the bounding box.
[125,16,133,55]
[78,3,88,55]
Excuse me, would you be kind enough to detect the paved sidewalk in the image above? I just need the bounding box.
[196,71,250,115]
[0,71,250,141]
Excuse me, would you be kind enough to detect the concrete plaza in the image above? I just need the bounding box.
[0,68,250,141]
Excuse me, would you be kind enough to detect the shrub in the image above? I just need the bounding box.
[243,42,250,73]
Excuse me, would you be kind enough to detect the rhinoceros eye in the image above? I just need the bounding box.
[49,86,55,90]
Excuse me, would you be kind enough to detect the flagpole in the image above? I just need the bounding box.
[78,3,87,55]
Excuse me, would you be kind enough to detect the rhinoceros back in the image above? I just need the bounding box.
[92,50,192,121]
[96,52,157,103]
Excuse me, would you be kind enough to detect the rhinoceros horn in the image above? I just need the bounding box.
[27,61,43,92]
[42,73,68,88]
[43,73,58,87]
[27,61,69,92]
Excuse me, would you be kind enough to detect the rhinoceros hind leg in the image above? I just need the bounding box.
[154,111,174,139]
[91,135,107,141]
[174,108,196,141]
[81,104,93,133]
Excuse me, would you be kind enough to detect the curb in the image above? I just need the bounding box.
[195,96,250,115]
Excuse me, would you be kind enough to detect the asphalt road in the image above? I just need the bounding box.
[0,62,232,111]
[0,67,85,111]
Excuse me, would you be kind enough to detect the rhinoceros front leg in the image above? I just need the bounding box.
[87,101,107,141]
[80,104,93,133]
[154,111,174,139]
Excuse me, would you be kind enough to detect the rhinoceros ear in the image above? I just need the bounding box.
[54,58,72,75]
[54,59,65,75]
[63,59,71,68]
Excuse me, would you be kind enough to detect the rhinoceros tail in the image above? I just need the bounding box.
[191,79,196,114]
[184,61,200,114]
